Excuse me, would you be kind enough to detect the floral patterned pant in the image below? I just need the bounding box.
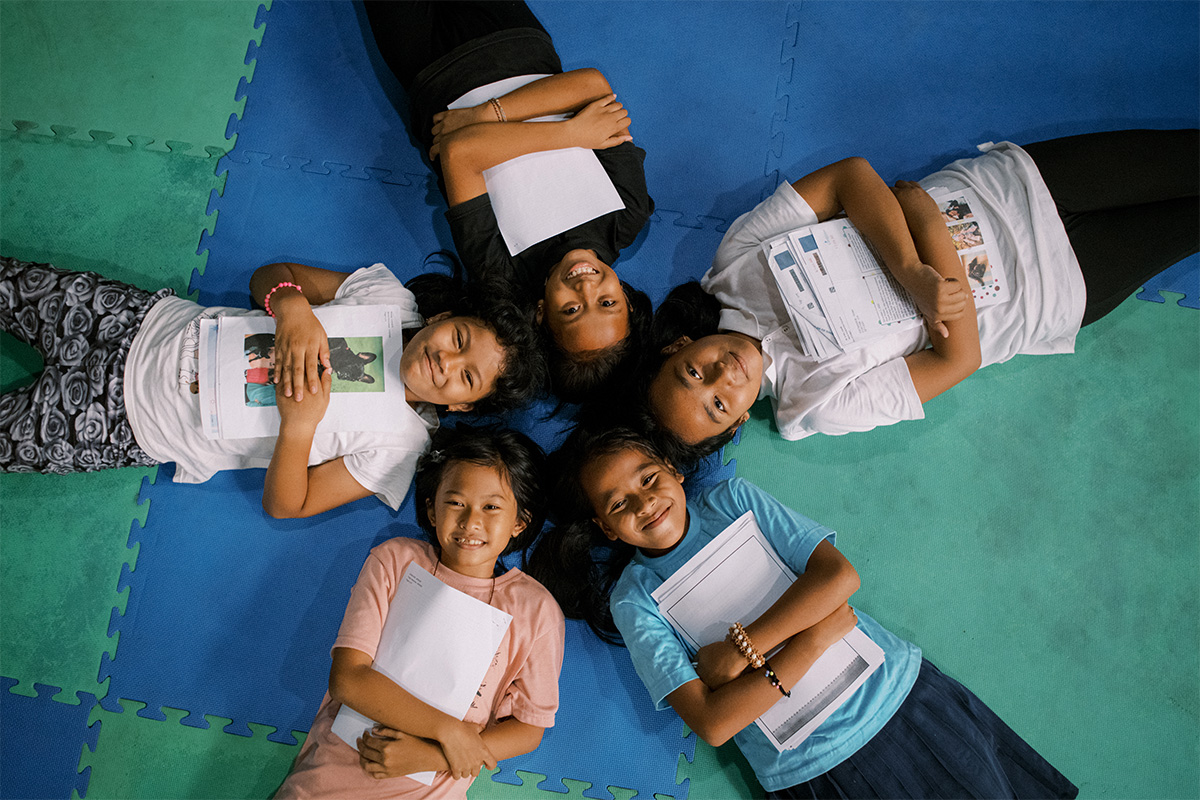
[0,257,174,474]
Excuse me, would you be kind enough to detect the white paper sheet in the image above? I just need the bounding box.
[651,511,884,751]
[198,305,409,440]
[331,563,513,785]
[450,76,625,256]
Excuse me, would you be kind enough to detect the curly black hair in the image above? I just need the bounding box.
[407,264,547,416]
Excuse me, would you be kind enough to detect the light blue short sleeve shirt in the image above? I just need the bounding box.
[610,478,921,790]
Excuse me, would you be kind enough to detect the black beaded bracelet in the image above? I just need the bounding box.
[763,661,790,697]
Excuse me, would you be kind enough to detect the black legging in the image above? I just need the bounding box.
[1022,129,1199,326]
[364,0,547,91]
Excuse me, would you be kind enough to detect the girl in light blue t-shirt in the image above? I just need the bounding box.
[530,426,1077,799]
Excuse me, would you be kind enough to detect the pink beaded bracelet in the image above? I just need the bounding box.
[263,281,302,317]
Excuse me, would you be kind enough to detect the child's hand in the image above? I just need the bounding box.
[430,106,488,160]
[272,305,330,401]
[906,263,969,338]
[275,370,331,431]
[807,603,858,652]
[357,726,427,779]
[567,95,632,150]
[435,719,496,780]
[694,640,748,690]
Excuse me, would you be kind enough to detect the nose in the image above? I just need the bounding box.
[461,506,483,530]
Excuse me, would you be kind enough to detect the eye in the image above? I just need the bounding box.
[600,299,617,308]
[688,366,700,380]
[641,471,656,486]
[464,368,473,388]
[714,397,726,413]
[455,329,464,348]
[484,503,501,511]
[563,305,581,316]
[610,498,626,513]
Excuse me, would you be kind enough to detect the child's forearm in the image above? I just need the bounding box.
[330,651,459,743]
[672,626,842,747]
[493,68,613,120]
[743,541,859,654]
[439,120,583,205]
[262,421,318,518]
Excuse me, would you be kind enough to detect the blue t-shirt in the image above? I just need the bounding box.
[610,478,921,790]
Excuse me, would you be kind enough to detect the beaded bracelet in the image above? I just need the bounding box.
[264,281,302,318]
[728,622,765,669]
[763,661,790,697]
[488,97,507,123]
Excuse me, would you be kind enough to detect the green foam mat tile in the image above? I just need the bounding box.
[82,700,300,799]
[0,127,220,295]
[728,297,1199,799]
[678,737,761,799]
[0,0,264,155]
[0,468,152,701]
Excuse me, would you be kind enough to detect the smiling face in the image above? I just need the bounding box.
[400,314,505,412]
[426,460,527,579]
[582,447,688,557]
[648,333,763,445]
[539,249,629,355]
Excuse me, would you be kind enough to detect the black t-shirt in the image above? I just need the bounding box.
[446,142,654,303]
[410,27,654,302]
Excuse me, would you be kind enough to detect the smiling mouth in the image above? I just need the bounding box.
[643,505,671,531]
[452,535,486,548]
[565,263,599,281]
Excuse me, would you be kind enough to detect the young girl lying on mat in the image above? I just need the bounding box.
[275,425,564,799]
[0,258,544,517]
[640,129,1199,460]
[531,427,1078,800]
[365,0,655,401]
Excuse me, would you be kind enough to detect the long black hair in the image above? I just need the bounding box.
[407,252,547,415]
[525,425,673,643]
[414,424,548,567]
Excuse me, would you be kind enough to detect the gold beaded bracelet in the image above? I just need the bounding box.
[728,622,765,669]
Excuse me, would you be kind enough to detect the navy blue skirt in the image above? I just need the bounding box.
[767,659,1078,800]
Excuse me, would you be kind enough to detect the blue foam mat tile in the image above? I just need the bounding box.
[529,1,791,223]
[492,621,697,800]
[194,154,448,304]
[773,1,1199,183]
[1136,253,1200,309]
[224,0,428,183]
[0,678,99,800]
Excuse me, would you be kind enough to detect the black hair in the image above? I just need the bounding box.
[544,281,652,403]
[414,424,548,567]
[525,425,672,643]
[406,252,547,415]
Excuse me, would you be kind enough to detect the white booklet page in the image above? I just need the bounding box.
[450,76,625,256]
[331,562,513,785]
[198,304,408,440]
[651,511,884,751]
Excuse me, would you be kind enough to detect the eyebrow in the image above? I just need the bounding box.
[675,367,720,424]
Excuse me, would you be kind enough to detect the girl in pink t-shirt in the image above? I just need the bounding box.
[275,425,565,799]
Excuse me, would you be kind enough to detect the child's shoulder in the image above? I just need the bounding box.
[504,570,566,626]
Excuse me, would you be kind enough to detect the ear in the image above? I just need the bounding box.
[660,335,693,357]
[424,497,435,525]
[667,462,685,484]
[592,516,619,542]
[425,310,452,325]
[446,402,474,414]
[512,514,528,537]
[730,411,751,437]
[534,299,545,325]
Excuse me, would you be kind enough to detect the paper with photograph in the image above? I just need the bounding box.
[651,511,884,751]
[198,304,409,440]
[331,562,513,785]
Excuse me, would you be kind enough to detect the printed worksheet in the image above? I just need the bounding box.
[652,512,884,751]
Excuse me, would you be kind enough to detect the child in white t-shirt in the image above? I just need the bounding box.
[0,258,545,516]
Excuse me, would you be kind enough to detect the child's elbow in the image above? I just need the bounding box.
[262,495,303,520]
[579,67,612,95]
[691,718,737,748]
